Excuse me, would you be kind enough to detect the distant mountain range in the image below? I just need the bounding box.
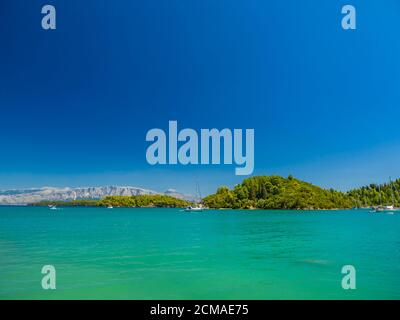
[0,186,195,205]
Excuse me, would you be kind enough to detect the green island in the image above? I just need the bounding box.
[202,175,400,210]
[30,194,191,208]
[30,175,400,210]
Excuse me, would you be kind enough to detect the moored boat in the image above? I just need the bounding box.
[185,206,204,212]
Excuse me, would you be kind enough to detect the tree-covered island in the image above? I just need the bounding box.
[202,175,400,210]
[30,176,400,210]
[31,195,191,208]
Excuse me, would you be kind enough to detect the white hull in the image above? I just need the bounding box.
[371,207,399,213]
[185,207,204,212]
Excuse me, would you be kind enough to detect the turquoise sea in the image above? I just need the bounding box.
[0,206,399,300]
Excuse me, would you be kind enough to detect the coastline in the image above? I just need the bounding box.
[2,175,399,212]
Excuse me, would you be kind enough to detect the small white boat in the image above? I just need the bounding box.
[49,205,58,210]
[185,206,204,212]
[107,205,114,209]
[382,206,400,213]
[371,205,399,213]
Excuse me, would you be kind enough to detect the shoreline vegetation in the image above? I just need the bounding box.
[30,195,191,209]
[202,175,400,210]
[29,175,400,210]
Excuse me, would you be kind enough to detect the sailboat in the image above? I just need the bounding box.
[185,182,206,212]
[383,178,400,213]
[185,205,204,212]
[372,178,399,213]
[371,183,383,213]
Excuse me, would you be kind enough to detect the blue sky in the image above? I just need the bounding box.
[1,0,400,195]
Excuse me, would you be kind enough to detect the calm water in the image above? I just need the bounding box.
[0,206,399,300]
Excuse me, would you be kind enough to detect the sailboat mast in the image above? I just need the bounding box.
[390,177,396,206]
[196,181,202,202]
[378,183,382,205]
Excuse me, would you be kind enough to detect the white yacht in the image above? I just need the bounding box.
[185,182,207,212]
[185,205,204,212]
[372,178,399,213]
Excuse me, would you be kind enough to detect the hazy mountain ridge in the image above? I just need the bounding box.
[0,186,193,205]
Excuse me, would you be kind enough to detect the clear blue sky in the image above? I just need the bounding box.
[1,0,400,195]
